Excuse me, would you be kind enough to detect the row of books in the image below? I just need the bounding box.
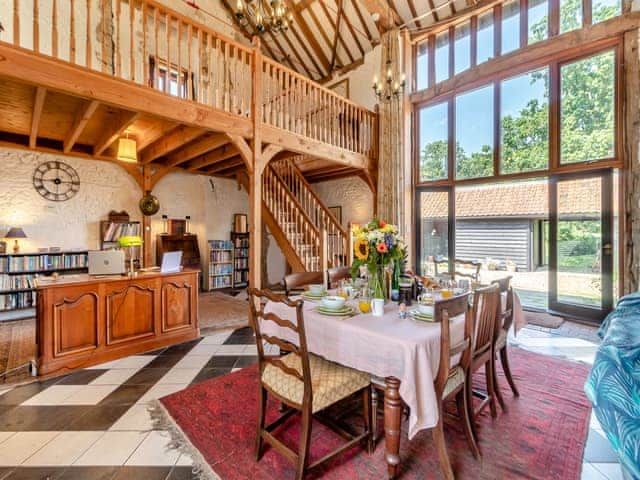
[209,264,233,275]
[0,291,36,311]
[210,250,232,263]
[234,258,248,270]
[2,253,88,273]
[0,274,37,291]
[234,248,249,258]
[103,222,140,242]
[234,271,248,285]
[210,275,232,289]
[209,240,233,250]
[233,237,249,248]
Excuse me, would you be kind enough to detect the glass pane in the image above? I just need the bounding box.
[528,0,548,44]
[477,11,494,64]
[435,31,450,83]
[419,102,449,182]
[455,85,494,179]
[419,191,449,277]
[593,0,621,23]
[454,22,471,74]
[560,50,615,164]
[560,0,582,33]
[557,177,602,307]
[416,41,429,91]
[500,67,549,174]
[502,0,520,55]
[613,170,619,302]
[455,179,549,310]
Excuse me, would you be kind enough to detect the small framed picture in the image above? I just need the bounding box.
[328,206,342,225]
[0,241,6,254]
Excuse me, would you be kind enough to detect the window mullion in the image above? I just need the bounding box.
[494,81,501,176]
[520,0,529,48]
[549,61,561,170]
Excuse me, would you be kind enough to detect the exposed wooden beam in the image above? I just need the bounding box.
[284,0,332,75]
[405,0,423,28]
[331,0,345,70]
[306,4,334,55]
[139,125,206,164]
[135,120,178,152]
[165,132,229,167]
[351,0,376,42]
[281,29,314,78]
[29,86,46,148]
[319,0,355,67]
[205,155,245,174]
[93,110,140,156]
[358,0,402,31]
[296,0,316,11]
[289,23,324,77]
[187,144,239,170]
[342,2,366,56]
[267,31,298,71]
[63,99,99,153]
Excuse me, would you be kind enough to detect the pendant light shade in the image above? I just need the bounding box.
[117,137,137,163]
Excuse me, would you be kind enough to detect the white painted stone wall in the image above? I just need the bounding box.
[312,176,374,228]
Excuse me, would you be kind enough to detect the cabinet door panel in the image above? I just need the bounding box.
[53,292,99,357]
[106,284,155,345]
[161,281,193,332]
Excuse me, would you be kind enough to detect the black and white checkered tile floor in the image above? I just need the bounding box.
[0,325,625,480]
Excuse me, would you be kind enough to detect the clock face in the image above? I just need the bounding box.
[33,161,80,202]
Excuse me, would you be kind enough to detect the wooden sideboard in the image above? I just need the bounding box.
[35,269,199,376]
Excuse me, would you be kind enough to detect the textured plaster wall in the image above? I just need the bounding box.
[312,177,374,228]
[328,45,381,111]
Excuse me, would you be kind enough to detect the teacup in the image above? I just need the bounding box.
[308,284,325,295]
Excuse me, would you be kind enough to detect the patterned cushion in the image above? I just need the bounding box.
[262,353,370,413]
[443,366,465,398]
[495,329,508,349]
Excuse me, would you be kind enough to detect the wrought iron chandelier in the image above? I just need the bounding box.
[372,57,406,103]
[235,0,293,35]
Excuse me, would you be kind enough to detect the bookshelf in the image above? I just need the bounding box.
[100,220,141,264]
[208,240,233,290]
[0,250,88,319]
[231,232,249,288]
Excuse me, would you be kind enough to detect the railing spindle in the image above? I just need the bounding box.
[33,0,39,53]
[52,0,58,58]
[130,0,135,82]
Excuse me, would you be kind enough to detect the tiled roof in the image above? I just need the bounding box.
[421,178,601,219]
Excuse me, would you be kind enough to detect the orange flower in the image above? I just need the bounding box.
[377,243,388,253]
[379,221,387,228]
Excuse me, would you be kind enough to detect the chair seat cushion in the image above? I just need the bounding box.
[496,329,508,349]
[443,366,465,399]
[262,353,370,413]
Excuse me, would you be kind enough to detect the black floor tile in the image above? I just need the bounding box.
[204,356,239,369]
[161,339,202,356]
[67,405,130,430]
[4,467,66,479]
[0,406,90,431]
[142,347,168,356]
[124,368,171,385]
[111,467,172,480]
[55,370,108,386]
[144,355,184,369]
[0,381,57,406]
[98,384,153,407]
[223,327,254,345]
[190,368,230,385]
[0,469,13,480]
[57,467,118,480]
[165,466,198,480]
[234,356,258,368]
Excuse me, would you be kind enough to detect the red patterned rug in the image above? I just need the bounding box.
[154,348,591,479]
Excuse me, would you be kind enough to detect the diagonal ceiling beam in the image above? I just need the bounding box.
[139,125,206,164]
[319,0,355,66]
[350,0,376,42]
[281,29,314,78]
[289,23,324,77]
[29,86,46,148]
[284,0,331,75]
[187,144,239,171]
[165,132,229,167]
[341,2,366,56]
[358,0,402,31]
[205,156,245,174]
[331,0,345,70]
[135,120,177,152]
[63,100,100,153]
[93,110,140,156]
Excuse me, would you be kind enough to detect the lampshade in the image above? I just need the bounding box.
[5,227,27,239]
[118,235,143,248]
[117,137,137,163]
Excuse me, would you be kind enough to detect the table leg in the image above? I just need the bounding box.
[384,376,402,479]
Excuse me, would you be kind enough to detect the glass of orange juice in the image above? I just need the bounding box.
[359,287,372,313]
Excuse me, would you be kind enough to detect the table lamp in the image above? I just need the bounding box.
[5,227,27,254]
[118,235,142,276]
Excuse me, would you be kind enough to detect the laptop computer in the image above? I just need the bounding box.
[160,251,183,273]
[88,250,125,275]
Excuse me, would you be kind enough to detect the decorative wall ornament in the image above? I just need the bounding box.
[32,161,80,201]
[139,191,160,216]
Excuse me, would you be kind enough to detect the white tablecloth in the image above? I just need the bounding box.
[263,299,466,440]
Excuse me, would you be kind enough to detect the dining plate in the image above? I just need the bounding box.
[409,310,435,322]
[303,292,327,300]
[314,305,355,316]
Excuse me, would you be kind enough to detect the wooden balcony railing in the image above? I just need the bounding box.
[1,0,376,159]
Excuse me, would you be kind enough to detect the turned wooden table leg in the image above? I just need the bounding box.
[384,376,402,479]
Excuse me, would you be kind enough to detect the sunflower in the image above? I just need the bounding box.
[355,238,369,261]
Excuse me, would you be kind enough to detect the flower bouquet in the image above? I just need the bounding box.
[350,220,406,299]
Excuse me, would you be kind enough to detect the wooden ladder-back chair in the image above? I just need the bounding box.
[283,271,324,297]
[327,266,351,289]
[468,284,501,428]
[434,259,481,282]
[491,276,519,408]
[370,293,479,480]
[248,288,372,480]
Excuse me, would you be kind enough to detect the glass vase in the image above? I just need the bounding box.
[369,267,386,299]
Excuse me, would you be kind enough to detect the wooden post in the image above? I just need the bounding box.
[401,29,414,269]
[320,227,328,288]
[249,36,263,290]
[142,164,153,268]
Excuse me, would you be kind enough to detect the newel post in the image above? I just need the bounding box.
[320,227,328,289]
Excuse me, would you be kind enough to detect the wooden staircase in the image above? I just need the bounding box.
[239,159,350,273]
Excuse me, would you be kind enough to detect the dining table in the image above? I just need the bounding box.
[262,290,526,478]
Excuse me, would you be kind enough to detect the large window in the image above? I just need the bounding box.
[477,11,495,64]
[560,0,582,33]
[419,102,449,182]
[416,42,429,91]
[502,0,521,55]
[455,85,494,179]
[454,23,471,75]
[435,32,450,84]
[501,68,549,174]
[593,0,621,23]
[528,0,549,44]
[560,50,615,164]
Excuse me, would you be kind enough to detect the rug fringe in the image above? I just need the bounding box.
[148,400,221,480]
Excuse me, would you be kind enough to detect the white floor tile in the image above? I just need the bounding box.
[172,354,212,370]
[199,332,232,344]
[582,463,609,480]
[109,404,156,432]
[89,368,140,385]
[136,383,188,404]
[59,385,120,405]
[73,431,148,466]
[156,368,200,385]
[22,431,103,466]
[592,463,625,480]
[243,345,258,355]
[175,453,194,466]
[215,345,253,355]
[187,344,221,356]
[125,430,180,466]
[109,356,155,369]
[0,431,60,465]
[22,385,83,406]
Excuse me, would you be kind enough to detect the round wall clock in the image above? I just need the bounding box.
[139,191,160,216]
[32,161,80,202]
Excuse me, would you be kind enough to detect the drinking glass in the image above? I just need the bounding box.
[359,287,372,313]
